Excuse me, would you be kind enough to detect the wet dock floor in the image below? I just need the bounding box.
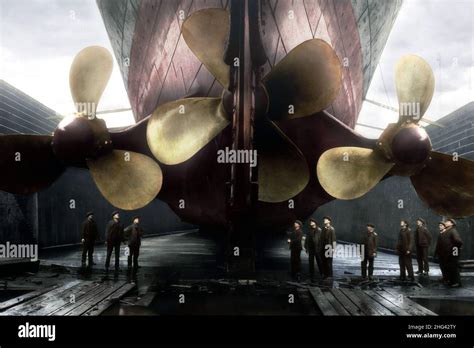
[1,231,473,315]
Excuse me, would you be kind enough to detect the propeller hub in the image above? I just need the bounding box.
[52,117,112,165]
[391,126,432,165]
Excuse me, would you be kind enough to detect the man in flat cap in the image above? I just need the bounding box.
[415,218,432,276]
[361,223,378,280]
[435,221,448,284]
[396,220,414,281]
[321,216,336,279]
[304,218,323,281]
[105,211,124,272]
[81,211,98,268]
[288,220,303,281]
[443,219,463,287]
[125,216,144,270]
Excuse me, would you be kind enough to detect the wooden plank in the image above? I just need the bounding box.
[323,291,350,316]
[375,290,437,316]
[0,280,84,316]
[66,281,129,316]
[388,289,438,316]
[308,287,339,316]
[374,290,426,316]
[0,284,60,311]
[81,283,136,316]
[286,281,308,289]
[330,289,363,316]
[364,290,410,316]
[296,289,318,316]
[50,282,113,316]
[339,288,379,316]
[353,289,394,316]
[135,292,156,307]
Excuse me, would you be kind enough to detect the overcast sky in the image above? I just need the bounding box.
[0,0,134,128]
[0,0,473,134]
[356,0,474,137]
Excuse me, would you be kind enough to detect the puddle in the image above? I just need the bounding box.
[411,297,474,315]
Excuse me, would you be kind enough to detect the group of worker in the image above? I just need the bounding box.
[289,217,464,288]
[288,216,336,282]
[80,211,144,272]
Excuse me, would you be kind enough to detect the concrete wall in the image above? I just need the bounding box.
[0,192,38,244]
[36,168,195,248]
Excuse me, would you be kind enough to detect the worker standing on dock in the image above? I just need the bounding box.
[443,219,463,288]
[125,216,144,271]
[321,216,336,279]
[361,223,378,280]
[304,218,323,281]
[105,211,124,273]
[396,220,414,281]
[81,211,98,268]
[415,218,432,276]
[435,221,449,284]
[289,220,303,282]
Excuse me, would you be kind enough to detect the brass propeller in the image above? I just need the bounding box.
[69,46,113,116]
[317,147,394,200]
[167,11,342,202]
[411,152,474,217]
[87,150,163,210]
[0,46,163,210]
[257,121,309,202]
[0,135,65,194]
[68,46,163,210]
[317,55,474,217]
[263,39,342,121]
[395,55,435,123]
[147,98,230,165]
[147,9,318,202]
[182,8,230,89]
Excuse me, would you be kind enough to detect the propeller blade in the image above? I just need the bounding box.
[263,39,342,121]
[411,151,474,217]
[257,121,310,202]
[87,150,162,210]
[147,97,230,165]
[317,147,394,200]
[395,55,435,122]
[182,8,230,89]
[69,46,113,116]
[0,135,64,194]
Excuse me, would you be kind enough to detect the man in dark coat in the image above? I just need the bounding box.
[105,211,124,272]
[361,223,378,280]
[434,221,448,284]
[81,211,98,268]
[125,216,144,270]
[321,216,336,279]
[396,220,414,281]
[443,219,463,287]
[288,220,303,281]
[415,218,432,275]
[304,218,323,281]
